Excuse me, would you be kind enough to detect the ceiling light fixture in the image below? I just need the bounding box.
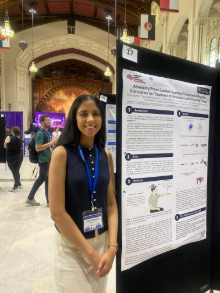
[104,17,112,77]
[19,0,28,51]
[1,0,14,39]
[29,10,37,73]
[29,2,36,13]
[120,0,131,43]
[105,9,112,20]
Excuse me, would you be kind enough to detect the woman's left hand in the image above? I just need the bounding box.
[95,247,117,278]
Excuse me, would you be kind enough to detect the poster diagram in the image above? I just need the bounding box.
[106,104,116,173]
[121,69,211,271]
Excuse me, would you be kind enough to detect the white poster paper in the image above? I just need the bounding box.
[121,69,211,271]
[106,104,116,173]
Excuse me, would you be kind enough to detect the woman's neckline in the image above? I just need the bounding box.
[70,144,94,149]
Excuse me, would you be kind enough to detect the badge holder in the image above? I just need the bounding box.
[83,207,103,233]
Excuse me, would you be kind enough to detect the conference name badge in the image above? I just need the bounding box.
[83,208,103,233]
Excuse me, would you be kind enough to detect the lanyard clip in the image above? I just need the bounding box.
[91,202,95,212]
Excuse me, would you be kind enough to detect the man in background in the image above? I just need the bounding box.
[25,114,57,206]
[5,125,12,137]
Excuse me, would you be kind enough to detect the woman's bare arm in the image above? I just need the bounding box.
[106,149,118,247]
[4,136,10,148]
[96,149,118,277]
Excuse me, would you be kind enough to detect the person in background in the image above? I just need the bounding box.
[5,125,12,137]
[25,114,57,206]
[4,126,23,192]
[52,127,61,139]
[49,95,118,293]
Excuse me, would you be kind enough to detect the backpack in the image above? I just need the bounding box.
[28,130,47,164]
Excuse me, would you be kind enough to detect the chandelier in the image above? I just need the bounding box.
[1,0,14,39]
[19,0,28,51]
[29,9,37,73]
[104,17,112,77]
[120,0,130,43]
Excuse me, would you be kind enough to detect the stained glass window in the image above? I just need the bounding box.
[210,37,216,67]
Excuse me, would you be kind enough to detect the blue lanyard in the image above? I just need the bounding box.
[78,144,99,211]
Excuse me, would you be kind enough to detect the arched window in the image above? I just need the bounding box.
[205,42,207,65]
[210,37,216,67]
[218,38,220,60]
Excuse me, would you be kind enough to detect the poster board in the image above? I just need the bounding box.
[99,92,117,173]
[116,40,219,293]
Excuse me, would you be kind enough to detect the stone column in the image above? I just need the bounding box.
[187,0,195,61]
[112,74,116,94]
[0,50,5,110]
[16,66,29,129]
[167,44,178,56]
[193,17,208,64]
[161,12,169,54]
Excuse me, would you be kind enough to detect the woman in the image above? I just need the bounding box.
[49,95,118,293]
[4,126,23,192]
[52,127,61,139]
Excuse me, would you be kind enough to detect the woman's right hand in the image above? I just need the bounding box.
[88,250,103,271]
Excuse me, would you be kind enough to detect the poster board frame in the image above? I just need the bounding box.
[116,39,219,293]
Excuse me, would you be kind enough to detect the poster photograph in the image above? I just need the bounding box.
[121,69,211,271]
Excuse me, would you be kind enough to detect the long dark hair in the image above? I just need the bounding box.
[55,95,106,148]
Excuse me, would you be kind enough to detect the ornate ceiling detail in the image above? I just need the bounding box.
[0,0,158,35]
[16,34,116,75]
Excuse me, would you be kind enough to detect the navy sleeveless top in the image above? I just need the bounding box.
[61,145,110,239]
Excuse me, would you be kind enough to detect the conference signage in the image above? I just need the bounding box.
[0,29,10,50]
[140,15,155,41]
[160,0,179,13]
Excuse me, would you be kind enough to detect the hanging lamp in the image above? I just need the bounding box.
[104,17,112,77]
[120,0,130,43]
[111,0,117,57]
[19,0,28,51]
[1,0,14,39]
[29,10,37,73]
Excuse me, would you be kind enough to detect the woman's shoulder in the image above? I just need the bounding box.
[52,146,67,160]
[104,147,112,158]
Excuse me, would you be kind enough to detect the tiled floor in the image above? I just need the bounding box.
[0,158,219,293]
[0,158,115,293]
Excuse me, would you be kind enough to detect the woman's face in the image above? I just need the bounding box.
[76,100,102,138]
[56,127,59,132]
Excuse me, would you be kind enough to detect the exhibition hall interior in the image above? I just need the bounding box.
[0,0,219,292]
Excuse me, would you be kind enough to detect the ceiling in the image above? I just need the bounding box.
[0,0,159,36]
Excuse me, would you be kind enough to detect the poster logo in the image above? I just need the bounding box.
[197,87,210,95]
[126,74,145,84]
[126,74,133,80]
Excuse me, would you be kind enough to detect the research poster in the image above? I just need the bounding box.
[121,69,211,271]
[106,104,116,173]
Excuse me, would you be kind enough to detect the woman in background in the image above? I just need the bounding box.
[52,127,61,139]
[4,126,23,192]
